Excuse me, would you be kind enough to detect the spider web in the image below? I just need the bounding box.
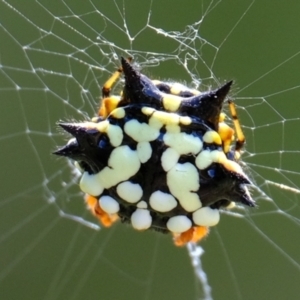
[1,0,300,299]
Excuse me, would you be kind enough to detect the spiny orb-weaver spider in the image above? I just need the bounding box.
[54,57,255,246]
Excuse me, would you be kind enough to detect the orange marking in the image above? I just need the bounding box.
[99,96,121,118]
[85,194,119,227]
[191,226,209,243]
[173,226,209,246]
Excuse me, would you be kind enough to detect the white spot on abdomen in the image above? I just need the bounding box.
[98,146,140,188]
[162,94,182,111]
[167,162,201,212]
[117,181,143,203]
[195,150,213,170]
[131,209,152,230]
[80,172,104,196]
[137,201,148,209]
[161,148,179,171]
[149,190,177,212]
[164,132,203,155]
[137,142,152,163]
[124,119,159,142]
[167,215,192,233]
[192,207,220,226]
[99,196,120,214]
[106,124,123,147]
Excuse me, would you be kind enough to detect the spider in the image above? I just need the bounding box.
[54,57,254,246]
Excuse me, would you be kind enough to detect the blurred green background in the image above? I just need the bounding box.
[0,1,300,299]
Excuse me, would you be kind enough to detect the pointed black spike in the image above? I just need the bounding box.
[120,57,162,108]
[225,167,251,185]
[54,122,107,173]
[53,139,78,157]
[240,188,256,207]
[58,122,82,136]
[54,123,89,159]
[121,56,145,101]
[232,179,256,207]
[215,80,233,101]
[121,56,140,84]
[226,183,255,207]
[223,168,256,207]
[179,81,233,129]
[197,163,254,208]
[58,122,99,144]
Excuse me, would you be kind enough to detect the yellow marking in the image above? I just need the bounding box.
[106,124,123,147]
[195,150,212,170]
[141,107,155,116]
[96,120,109,132]
[111,107,125,119]
[203,131,222,145]
[219,112,226,122]
[124,119,160,142]
[209,149,247,178]
[179,116,192,125]
[170,83,186,95]
[99,96,121,118]
[162,94,182,111]
[164,132,202,155]
[218,122,234,153]
[210,150,246,177]
[148,116,164,130]
[151,110,180,125]
[210,150,226,164]
[165,124,180,133]
[222,159,244,174]
[148,110,181,131]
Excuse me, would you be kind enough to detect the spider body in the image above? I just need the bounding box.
[54,57,254,245]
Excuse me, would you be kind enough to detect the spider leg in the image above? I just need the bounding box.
[102,66,123,98]
[99,57,132,117]
[228,99,245,153]
[101,57,133,98]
